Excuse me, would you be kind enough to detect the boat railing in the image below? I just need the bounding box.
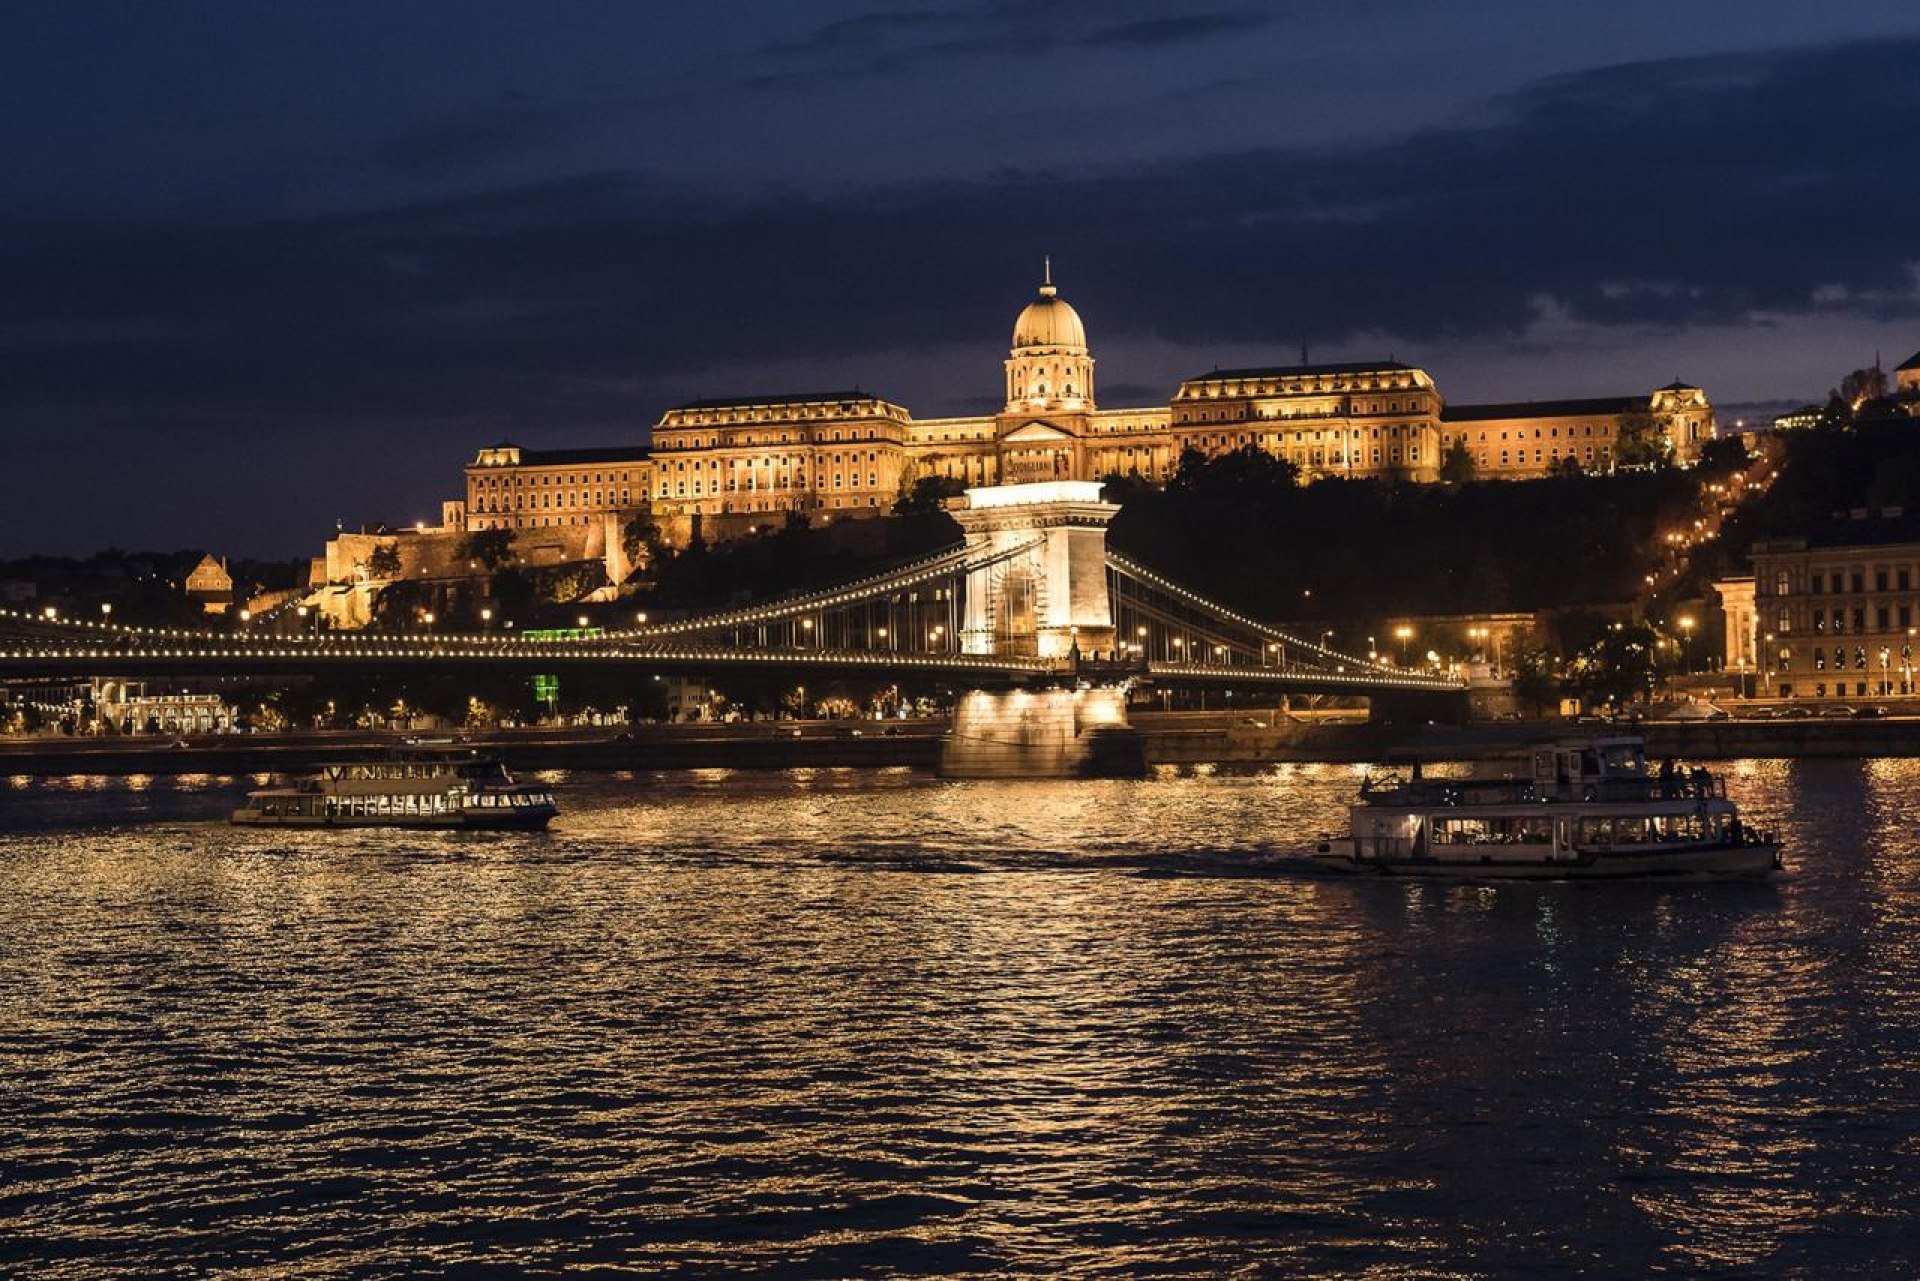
[1651,768,1726,801]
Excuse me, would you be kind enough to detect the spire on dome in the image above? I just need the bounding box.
[1040,255,1056,298]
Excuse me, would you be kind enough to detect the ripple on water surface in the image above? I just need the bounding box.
[1,761,1917,1275]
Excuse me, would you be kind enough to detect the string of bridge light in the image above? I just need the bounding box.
[0,638,1063,671]
[1146,660,1463,689]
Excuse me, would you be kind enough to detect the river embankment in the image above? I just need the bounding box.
[5,713,1920,777]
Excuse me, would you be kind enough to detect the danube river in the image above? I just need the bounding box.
[3,761,1916,1276]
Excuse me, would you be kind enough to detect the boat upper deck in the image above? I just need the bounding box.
[1359,735,1728,808]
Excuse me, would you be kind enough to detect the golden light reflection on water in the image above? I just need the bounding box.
[0,760,1916,1274]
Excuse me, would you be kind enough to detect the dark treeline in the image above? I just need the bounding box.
[1107,446,1737,623]
[642,512,960,611]
[1686,421,1920,592]
[0,549,308,624]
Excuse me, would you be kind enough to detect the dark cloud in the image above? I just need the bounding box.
[372,102,568,178]
[1080,13,1272,48]
[5,35,1919,552]
[751,1,1272,83]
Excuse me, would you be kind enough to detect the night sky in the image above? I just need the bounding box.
[6,1,1919,556]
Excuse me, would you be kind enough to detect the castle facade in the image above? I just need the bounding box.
[459,268,1716,549]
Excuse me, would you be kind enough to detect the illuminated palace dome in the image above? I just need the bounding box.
[1011,258,1087,351]
[1005,259,1095,412]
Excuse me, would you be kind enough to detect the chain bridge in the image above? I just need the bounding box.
[2,482,1460,773]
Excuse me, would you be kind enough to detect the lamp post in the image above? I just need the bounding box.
[1394,625,1413,666]
[1763,631,1775,694]
[100,603,112,623]
[481,607,492,634]
[1881,646,1892,698]
[1677,615,1695,675]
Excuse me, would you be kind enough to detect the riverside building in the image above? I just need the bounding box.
[1750,511,1920,700]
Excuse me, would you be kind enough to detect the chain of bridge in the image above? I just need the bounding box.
[0,545,1462,692]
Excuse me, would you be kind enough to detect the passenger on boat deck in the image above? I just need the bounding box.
[1728,814,1744,844]
[1690,766,1712,797]
[1659,757,1678,798]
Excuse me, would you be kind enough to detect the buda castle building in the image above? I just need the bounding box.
[459,267,1716,551]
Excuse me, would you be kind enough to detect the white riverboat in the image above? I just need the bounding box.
[231,747,557,830]
[1311,736,1781,880]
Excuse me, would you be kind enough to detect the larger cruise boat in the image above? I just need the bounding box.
[1311,735,1781,879]
[232,747,557,830]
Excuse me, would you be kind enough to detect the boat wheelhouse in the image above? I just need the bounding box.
[231,747,557,830]
[1315,736,1780,879]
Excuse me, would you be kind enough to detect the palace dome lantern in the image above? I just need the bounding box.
[1005,259,1095,412]
[1012,262,1088,352]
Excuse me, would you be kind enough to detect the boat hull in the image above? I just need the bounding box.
[1312,840,1781,880]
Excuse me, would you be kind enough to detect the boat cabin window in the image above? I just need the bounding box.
[1598,743,1647,776]
[1577,814,1714,846]
[1433,815,1553,846]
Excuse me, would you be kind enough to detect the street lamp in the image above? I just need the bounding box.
[1677,615,1695,674]
[635,611,648,625]
[100,603,112,622]
[481,607,493,633]
[577,614,590,629]
[1394,624,1414,665]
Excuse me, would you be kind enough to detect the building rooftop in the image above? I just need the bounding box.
[1187,360,1418,382]
[1897,350,1920,372]
[1759,509,1920,551]
[1441,396,1643,422]
[669,390,886,412]
[490,445,651,467]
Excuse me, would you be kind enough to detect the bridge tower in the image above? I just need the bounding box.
[940,480,1142,779]
[948,480,1119,659]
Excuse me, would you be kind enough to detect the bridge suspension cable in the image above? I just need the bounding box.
[1105,550,1396,675]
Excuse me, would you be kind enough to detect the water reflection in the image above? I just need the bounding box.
[0,762,1915,1274]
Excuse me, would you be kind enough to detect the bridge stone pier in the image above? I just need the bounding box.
[940,481,1144,778]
